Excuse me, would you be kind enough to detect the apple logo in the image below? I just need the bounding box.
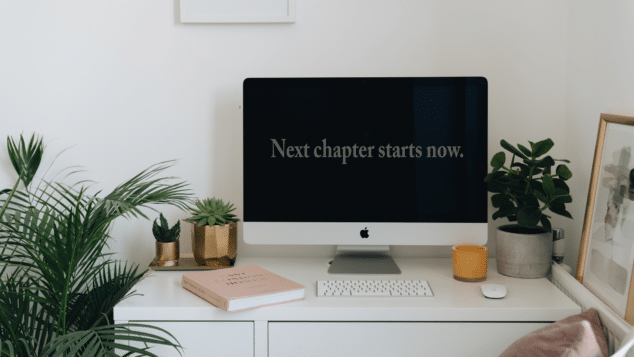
[360,227,369,239]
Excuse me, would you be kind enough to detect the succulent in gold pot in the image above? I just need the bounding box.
[153,212,181,266]
[184,198,239,267]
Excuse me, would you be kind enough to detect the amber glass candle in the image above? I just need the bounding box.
[452,245,488,282]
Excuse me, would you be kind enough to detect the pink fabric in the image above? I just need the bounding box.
[499,308,608,357]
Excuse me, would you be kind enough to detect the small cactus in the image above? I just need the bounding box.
[152,213,181,243]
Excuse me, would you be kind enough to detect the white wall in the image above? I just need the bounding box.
[0,1,568,267]
[564,1,634,272]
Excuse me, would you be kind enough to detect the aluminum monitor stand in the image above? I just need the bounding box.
[328,245,401,274]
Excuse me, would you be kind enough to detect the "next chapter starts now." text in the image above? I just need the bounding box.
[270,139,464,165]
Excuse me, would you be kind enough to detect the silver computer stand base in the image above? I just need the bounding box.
[327,245,401,274]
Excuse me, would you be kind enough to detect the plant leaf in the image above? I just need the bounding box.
[553,178,570,193]
[486,180,506,193]
[539,215,552,232]
[531,138,554,157]
[159,213,168,230]
[500,140,528,160]
[517,194,539,208]
[511,162,530,176]
[6,134,44,188]
[484,171,506,183]
[549,202,573,219]
[491,193,511,208]
[517,144,531,157]
[490,152,506,170]
[535,156,555,168]
[523,156,555,169]
[553,194,573,204]
[492,202,516,220]
[534,190,548,204]
[542,175,556,197]
[517,206,541,228]
[556,164,572,180]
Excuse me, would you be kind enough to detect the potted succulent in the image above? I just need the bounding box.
[485,138,573,278]
[185,198,239,267]
[153,213,181,266]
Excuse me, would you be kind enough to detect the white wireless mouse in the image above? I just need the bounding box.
[481,283,506,299]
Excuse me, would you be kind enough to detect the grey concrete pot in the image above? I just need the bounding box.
[496,224,552,278]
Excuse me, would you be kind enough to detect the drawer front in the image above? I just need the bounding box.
[269,321,550,357]
[130,321,254,357]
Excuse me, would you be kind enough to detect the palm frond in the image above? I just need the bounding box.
[0,271,53,355]
[67,262,146,332]
[6,134,43,188]
[92,160,192,221]
[1,134,192,356]
[39,323,183,357]
[0,338,37,357]
[0,179,25,223]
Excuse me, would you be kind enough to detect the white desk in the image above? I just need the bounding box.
[114,257,581,357]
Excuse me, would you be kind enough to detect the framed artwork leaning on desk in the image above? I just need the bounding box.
[577,113,634,325]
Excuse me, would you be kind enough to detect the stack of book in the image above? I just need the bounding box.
[182,264,305,312]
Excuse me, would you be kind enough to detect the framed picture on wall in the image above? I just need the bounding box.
[577,113,634,325]
[180,0,296,23]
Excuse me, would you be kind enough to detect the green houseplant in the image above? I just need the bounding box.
[184,198,239,267]
[153,213,181,266]
[0,133,191,356]
[485,138,573,278]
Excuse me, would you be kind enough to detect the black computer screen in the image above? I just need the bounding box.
[243,77,487,223]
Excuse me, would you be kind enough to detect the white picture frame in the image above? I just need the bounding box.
[180,0,296,23]
[577,113,634,325]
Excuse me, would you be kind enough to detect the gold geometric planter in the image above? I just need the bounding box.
[192,222,237,267]
[156,240,180,267]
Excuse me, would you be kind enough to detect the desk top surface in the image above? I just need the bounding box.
[114,257,581,322]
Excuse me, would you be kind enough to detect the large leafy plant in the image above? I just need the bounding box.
[484,138,573,232]
[0,134,192,356]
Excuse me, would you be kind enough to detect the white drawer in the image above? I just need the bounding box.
[130,321,254,357]
[269,321,550,357]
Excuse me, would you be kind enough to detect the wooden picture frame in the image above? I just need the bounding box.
[577,113,634,324]
[180,0,296,23]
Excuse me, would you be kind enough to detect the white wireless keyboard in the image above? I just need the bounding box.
[316,280,433,297]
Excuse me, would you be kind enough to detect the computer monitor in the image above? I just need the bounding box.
[243,77,488,274]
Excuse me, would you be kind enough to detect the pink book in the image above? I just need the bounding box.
[182,264,305,312]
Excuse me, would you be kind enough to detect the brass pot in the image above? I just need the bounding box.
[156,240,180,267]
[193,222,237,267]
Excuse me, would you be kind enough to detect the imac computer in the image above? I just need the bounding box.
[243,77,488,274]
